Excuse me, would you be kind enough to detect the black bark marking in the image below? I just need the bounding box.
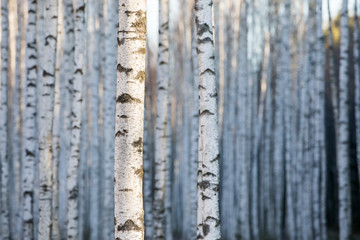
[198,180,210,190]
[117,37,125,46]
[115,129,128,137]
[200,68,215,76]
[203,172,216,177]
[76,5,85,13]
[199,110,214,116]
[116,93,141,104]
[203,223,210,236]
[132,138,143,153]
[159,61,167,65]
[211,154,220,162]
[117,63,133,75]
[196,20,213,36]
[119,189,133,192]
[198,37,213,45]
[134,167,143,179]
[75,68,83,75]
[69,187,78,199]
[201,194,211,200]
[43,70,54,77]
[117,219,141,231]
[120,115,128,118]
[25,149,35,157]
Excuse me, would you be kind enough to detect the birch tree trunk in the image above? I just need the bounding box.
[58,0,74,237]
[0,0,10,238]
[114,0,146,239]
[338,0,352,239]
[102,0,116,239]
[66,0,84,238]
[194,0,221,238]
[153,0,169,238]
[37,0,58,239]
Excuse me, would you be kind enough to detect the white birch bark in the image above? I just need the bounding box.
[195,0,221,239]
[66,0,84,238]
[0,0,10,238]
[114,0,146,239]
[58,0,74,237]
[51,2,63,238]
[37,0,58,239]
[153,0,169,237]
[338,0,352,239]
[102,0,116,239]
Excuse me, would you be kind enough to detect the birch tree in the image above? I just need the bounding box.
[114,0,146,239]
[66,0,85,238]
[0,0,10,237]
[337,0,352,239]
[22,0,38,238]
[37,0,58,239]
[194,0,221,238]
[153,0,170,238]
[354,0,360,195]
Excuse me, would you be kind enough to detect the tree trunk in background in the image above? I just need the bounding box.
[354,0,360,197]
[102,0,116,239]
[37,0,58,238]
[66,0,84,238]
[338,0,351,239]
[194,0,221,238]
[114,0,146,239]
[153,0,169,238]
[0,0,10,238]
[88,0,101,238]
[236,1,250,239]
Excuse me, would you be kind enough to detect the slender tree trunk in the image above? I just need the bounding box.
[88,0,101,238]
[188,20,199,240]
[37,0,58,238]
[102,0,116,239]
[153,0,169,238]
[354,0,360,197]
[114,0,146,239]
[0,0,10,238]
[338,0,352,239]
[66,0,84,239]
[194,0,221,238]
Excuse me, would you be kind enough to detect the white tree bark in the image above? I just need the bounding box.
[0,0,10,238]
[102,0,116,239]
[153,0,170,238]
[338,0,352,239]
[66,0,84,238]
[37,0,58,239]
[194,0,221,239]
[114,0,146,239]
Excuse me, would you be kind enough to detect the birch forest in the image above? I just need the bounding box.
[1,0,360,239]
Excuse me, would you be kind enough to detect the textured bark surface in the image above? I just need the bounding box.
[37,0,58,239]
[153,0,169,238]
[114,0,146,239]
[194,0,221,239]
[66,0,84,238]
[0,0,10,238]
[338,0,351,239]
